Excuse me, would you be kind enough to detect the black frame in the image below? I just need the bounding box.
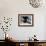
[18,14,34,27]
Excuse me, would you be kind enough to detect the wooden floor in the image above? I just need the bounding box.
[0,42,16,46]
[0,41,16,46]
[0,40,46,46]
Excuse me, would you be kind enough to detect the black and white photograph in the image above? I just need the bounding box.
[18,14,34,26]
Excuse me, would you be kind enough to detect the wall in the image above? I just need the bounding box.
[0,0,46,40]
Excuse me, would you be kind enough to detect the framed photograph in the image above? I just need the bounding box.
[18,14,34,27]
